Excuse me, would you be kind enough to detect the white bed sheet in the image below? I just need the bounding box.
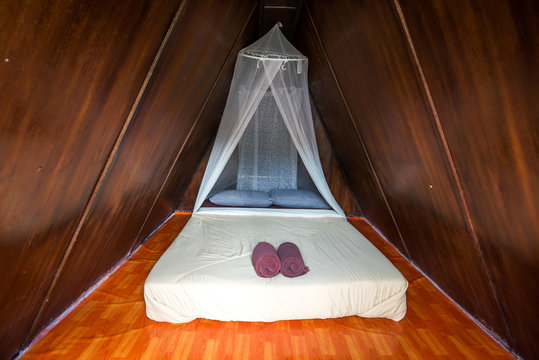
[144,213,408,323]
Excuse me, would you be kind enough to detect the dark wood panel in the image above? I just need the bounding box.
[295,9,404,248]
[0,0,181,357]
[261,8,296,36]
[312,105,362,217]
[259,0,304,37]
[140,10,259,241]
[176,147,212,213]
[28,0,256,348]
[306,0,510,342]
[399,0,538,357]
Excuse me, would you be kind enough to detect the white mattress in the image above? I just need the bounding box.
[144,213,408,323]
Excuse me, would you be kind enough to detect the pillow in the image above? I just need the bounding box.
[209,190,272,207]
[269,189,330,209]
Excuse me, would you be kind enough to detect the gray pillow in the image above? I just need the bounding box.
[269,189,330,209]
[209,190,272,207]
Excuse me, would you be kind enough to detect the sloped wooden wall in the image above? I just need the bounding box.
[295,0,538,359]
[0,0,257,359]
[1,0,536,359]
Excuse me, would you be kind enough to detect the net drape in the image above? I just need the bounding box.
[237,90,298,191]
[193,24,344,217]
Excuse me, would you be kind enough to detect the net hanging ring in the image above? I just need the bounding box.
[281,62,287,70]
[257,59,262,69]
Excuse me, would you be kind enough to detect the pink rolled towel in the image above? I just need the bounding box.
[277,242,309,278]
[252,242,281,278]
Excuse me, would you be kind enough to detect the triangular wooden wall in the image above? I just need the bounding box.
[293,1,538,359]
[0,0,536,359]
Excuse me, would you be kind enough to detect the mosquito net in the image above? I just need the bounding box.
[193,23,344,216]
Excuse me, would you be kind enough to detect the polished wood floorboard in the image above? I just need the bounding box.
[21,213,513,359]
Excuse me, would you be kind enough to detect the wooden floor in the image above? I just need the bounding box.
[20,213,513,359]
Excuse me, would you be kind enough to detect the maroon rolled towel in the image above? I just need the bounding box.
[252,242,281,278]
[277,242,309,278]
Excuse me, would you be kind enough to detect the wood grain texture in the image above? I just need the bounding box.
[19,214,513,360]
[176,147,212,213]
[26,0,256,352]
[294,7,405,250]
[397,0,539,358]
[139,8,258,239]
[312,103,362,217]
[305,0,509,343]
[0,0,181,358]
[258,0,304,38]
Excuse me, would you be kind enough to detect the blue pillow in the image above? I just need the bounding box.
[269,189,330,209]
[209,190,272,207]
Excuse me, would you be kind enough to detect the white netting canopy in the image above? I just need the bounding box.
[193,23,344,216]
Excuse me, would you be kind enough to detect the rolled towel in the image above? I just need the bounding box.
[252,242,281,278]
[277,242,309,278]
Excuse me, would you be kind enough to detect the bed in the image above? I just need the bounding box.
[144,208,408,323]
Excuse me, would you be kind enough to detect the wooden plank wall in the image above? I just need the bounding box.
[311,105,363,217]
[397,1,539,358]
[294,13,405,251]
[138,8,259,236]
[1,0,536,359]
[0,0,256,359]
[258,0,304,38]
[296,0,538,358]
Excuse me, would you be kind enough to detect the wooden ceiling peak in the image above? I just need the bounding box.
[259,0,304,38]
